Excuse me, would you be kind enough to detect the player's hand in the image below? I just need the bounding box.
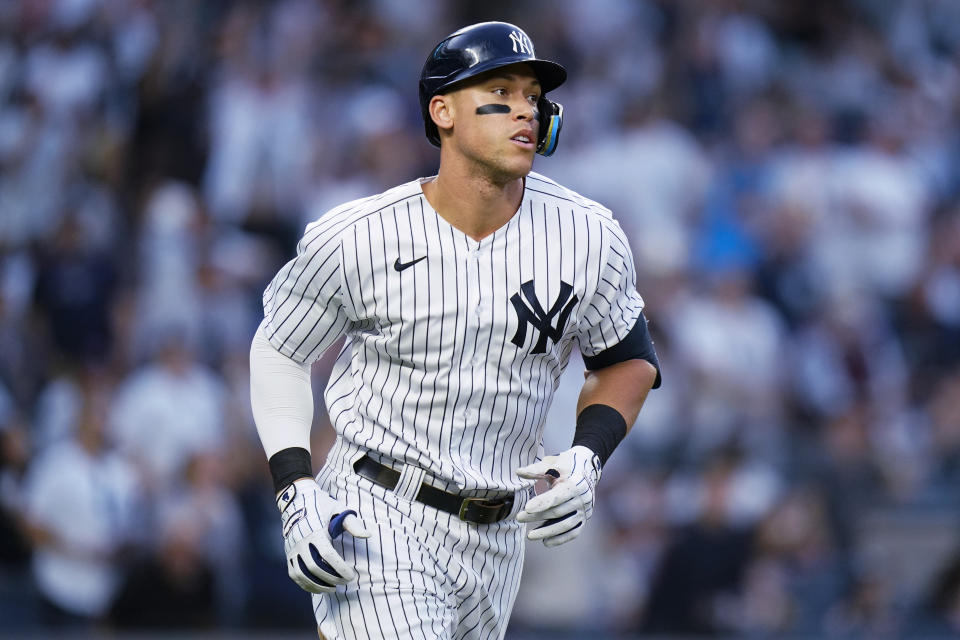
[515,445,601,547]
[276,478,371,594]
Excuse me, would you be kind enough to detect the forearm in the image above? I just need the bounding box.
[249,323,314,458]
[576,358,658,433]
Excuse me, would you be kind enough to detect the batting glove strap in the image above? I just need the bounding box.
[276,478,369,594]
[515,446,602,547]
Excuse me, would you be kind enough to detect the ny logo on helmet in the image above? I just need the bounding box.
[508,30,533,55]
[510,280,578,354]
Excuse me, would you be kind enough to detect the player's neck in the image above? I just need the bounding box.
[423,163,525,242]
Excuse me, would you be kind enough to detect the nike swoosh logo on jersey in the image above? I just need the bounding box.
[394,256,426,272]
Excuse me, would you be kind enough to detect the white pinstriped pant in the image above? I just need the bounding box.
[312,439,530,640]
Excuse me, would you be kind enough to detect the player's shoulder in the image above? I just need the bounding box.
[525,171,616,223]
[303,179,424,238]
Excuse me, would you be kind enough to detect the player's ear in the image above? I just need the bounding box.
[429,94,454,137]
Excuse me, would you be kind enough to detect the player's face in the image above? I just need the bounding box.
[446,64,541,180]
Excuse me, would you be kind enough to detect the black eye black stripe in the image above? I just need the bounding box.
[476,104,511,114]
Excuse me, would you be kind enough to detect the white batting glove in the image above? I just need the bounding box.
[277,478,371,594]
[515,446,602,547]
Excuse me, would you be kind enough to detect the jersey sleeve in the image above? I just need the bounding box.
[262,220,353,364]
[577,220,647,367]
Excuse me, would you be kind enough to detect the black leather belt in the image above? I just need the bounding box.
[353,455,514,524]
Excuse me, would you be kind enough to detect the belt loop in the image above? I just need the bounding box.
[394,463,426,501]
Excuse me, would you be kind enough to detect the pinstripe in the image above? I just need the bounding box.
[501,206,529,477]
[462,238,488,481]
[455,526,492,638]
[336,485,366,639]
[521,205,553,471]
[267,248,336,340]
[483,234,507,477]
[446,226,468,485]
[392,511,429,640]
[408,203,429,471]
[268,205,377,333]
[478,536,508,640]
[384,210,406,463]
[462,234,485,489]
[262,231,328,317]
[508,202,542,480]
[340,234,361,319]
[270,226,339,300]
[431,212,452,479]
[341,482,364,640]
[266,173,645,639]
[373,486,404,640]
[398,201,427,469]
[494,528,524,640]
[411,502,447,639]
[480,236,506,479]
[449,524,477,606]
[277,187,422,298]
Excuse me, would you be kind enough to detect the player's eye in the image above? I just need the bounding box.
[492,87,508,97]
[527,94,540,104]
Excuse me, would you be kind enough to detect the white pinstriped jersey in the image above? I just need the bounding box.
[262,171,644,493]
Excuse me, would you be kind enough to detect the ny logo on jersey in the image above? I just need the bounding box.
[508,30,533,55]
[510,280,578,354]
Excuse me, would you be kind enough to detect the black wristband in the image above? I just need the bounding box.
[572,404,627,467]
[268,447,314,494]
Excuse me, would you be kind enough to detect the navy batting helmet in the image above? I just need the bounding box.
[419,22,567,156]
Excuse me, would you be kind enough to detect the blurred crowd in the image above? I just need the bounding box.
[1,0,959,637]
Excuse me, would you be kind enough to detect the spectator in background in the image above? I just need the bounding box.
[913,549,960,637]
[23,22,107,122]
[549,93,713,279]
[108,329,227,496]
[202,59,314,228]
[756,103,835,328]
[0,412,30,566]
[156,452,246,624]
[0,383,34,628]
[739,488,847,635]
[0,250,46,410]
[22,373,142,628]
[0,92,74,246]
[825,569,901,638]
[111,451,245,629]
[194,238,268,367]
[919,369,960,503]
[33,215,117,366]
[203,2,317,229]
[668,266,788,463]
[642,450,757,635]
[805,403,887,554]
[897,207,960,393]
[109,494,217,630]
[596,468,668,631]
[791,292,908,424]
[133,181,206,354]
[827,100,932,296]
[695,95,781,277]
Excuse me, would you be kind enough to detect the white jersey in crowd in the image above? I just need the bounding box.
[262,171,644,493]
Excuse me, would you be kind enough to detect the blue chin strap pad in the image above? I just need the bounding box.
[536,99,563,157]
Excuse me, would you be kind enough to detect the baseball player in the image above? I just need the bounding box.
[250,21,661,639]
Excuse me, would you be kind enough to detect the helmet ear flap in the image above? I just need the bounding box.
[536,97,563,156]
